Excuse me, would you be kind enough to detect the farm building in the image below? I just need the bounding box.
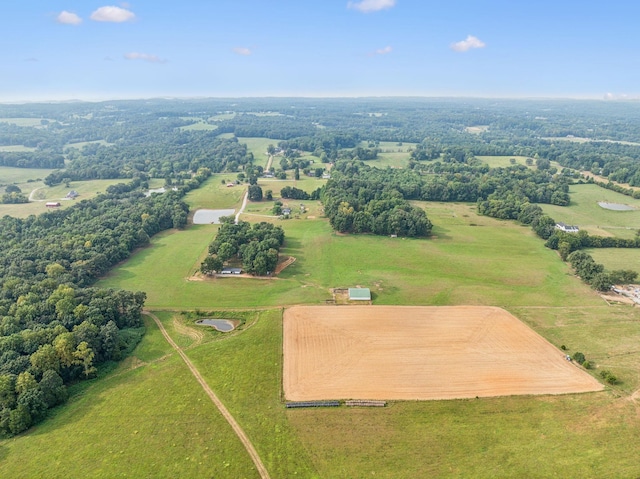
[348,288,371,301]
[220,267,242,275]
[45,202,61,208]
[555,222,579,233]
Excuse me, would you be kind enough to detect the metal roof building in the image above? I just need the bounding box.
[348,288,371,301]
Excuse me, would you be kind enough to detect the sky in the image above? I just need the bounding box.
[1,0,639,102]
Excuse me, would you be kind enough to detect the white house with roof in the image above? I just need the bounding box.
[555,222,579,233]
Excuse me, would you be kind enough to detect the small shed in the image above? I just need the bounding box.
[348,288,371,301]
[45,202,61,208]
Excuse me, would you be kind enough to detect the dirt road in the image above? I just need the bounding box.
[146,311,271,479]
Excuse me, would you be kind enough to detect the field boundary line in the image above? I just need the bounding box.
[145,311,271,479]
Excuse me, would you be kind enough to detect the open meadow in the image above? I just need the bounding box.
[238,137,279,169]
[540,183,640,237]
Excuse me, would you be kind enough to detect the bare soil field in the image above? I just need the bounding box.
[283,305,603,401]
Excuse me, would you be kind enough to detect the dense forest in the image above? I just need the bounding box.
[0,177,201,436]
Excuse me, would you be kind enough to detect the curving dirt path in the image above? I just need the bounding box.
[146,311,271,479]
[28,186,45,201]
[235,191,248,224]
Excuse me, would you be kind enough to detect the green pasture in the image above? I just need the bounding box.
[0,166,53,184]
[216,132,236,139]
[98,201,599,310]
[0,178,136,218]
[586,248,640,272]
[184,175,246,211]
[238,137,279,168]
[30,179,131,202]
[477,155,533,168]
[257,176,325,196]
[542,136,640,146]
[64,139,112,150]
[0,145,37,152]
[540,183,640,237]
[209,113,236,121]
[0,118,52,127]
[179,120,218,131]
[0,315,260,478]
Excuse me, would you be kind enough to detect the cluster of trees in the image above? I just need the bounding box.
[0,179,196,436]
[201,220,285,276]
[2,185,28,204]
[0,151,65,169]
[280,186,320,201]
[323,162,432,237]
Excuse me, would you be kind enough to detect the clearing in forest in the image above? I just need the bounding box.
[283,305,603,401]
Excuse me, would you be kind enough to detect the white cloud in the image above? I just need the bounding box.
[233,47,252,56]
[450,35,486,52]
[91,6,136,23]
[124,52,166,63]
[56,11,82,25]
[374,46,393,55]
[347,0,396,13]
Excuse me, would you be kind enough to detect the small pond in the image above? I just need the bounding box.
[193,209,235,224]
[195,319,236,332]
[145,187,178,197]
[598,202,637,211]
[144,187,166,197]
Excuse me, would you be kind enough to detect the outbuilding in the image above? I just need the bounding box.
[45,202,61,208]
[348,288,371,301]
[220,267,242,275]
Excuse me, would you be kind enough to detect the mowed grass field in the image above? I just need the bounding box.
[238,137,279,169]
[586,248,640,272]
[0,165,53,184]
[540,183,640,237]
[99,200,597,310]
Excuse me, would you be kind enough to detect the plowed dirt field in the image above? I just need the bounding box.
[283,305,603,401]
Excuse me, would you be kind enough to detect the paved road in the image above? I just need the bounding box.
[146,311,271,479]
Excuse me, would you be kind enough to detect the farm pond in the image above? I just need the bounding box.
[598,202,637,211]
[195,319,237,332]
[192,209,235,224]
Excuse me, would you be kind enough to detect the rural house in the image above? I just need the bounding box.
[555,222,579,233]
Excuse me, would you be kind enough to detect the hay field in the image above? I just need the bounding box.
[283,305,602,401]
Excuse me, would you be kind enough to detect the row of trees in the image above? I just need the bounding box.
[201,220,285,276]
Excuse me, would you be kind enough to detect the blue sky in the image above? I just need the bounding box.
[1,0,639,101]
